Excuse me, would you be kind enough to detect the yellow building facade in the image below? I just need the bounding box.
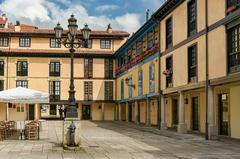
[115,0,240,140]
[0,21,129,121]
[0,0,240,140]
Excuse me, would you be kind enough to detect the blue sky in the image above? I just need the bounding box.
[0,0,164,33]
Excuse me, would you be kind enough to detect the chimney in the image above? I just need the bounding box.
[14,21,21,32]
[146,9,150,21]
[106,24,112,33]
[2,14,6,21]
[16,21,20,26]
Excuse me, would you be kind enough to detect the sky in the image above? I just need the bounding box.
[0,0,164,33]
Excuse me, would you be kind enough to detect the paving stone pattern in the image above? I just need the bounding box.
[0,121,239,159]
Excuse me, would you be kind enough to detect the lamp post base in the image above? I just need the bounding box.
[63,118,81,150]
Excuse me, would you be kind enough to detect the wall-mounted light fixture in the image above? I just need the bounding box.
[125,77,135,89]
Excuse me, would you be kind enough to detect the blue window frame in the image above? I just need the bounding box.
[138,70,143,96]
[149,64,155,93]
[128,76,133,98]
[121,79,124,100]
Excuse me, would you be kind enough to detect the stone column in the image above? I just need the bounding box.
[34,104,40,120]
[126,102,129,122]
[118,103,122,121]
[115,104,118,121]
[161,95,167,130]
[134,101,139,124]
[177,92,187,133]
[208,87,218,139]
[146,98,151,126]
[101,103,105,121]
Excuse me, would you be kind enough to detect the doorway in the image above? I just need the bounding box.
[192,97,199,131]
[28,104,35,120]
[50,104,57,115]
[172,99,179,127]
[218,93,229,136]
[129,103,132,122]
[82,105,91,120]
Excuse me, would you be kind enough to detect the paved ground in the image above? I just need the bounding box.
[0,121,240,159]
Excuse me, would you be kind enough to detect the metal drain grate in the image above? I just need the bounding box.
[88,145,99,148]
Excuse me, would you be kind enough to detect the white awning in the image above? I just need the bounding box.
[0,87,49,104]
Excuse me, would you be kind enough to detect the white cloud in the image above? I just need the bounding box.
[115,13,141,34]
[0,0,141,33]
[96,4,120,12]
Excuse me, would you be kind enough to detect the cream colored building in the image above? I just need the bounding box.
[0,18,129,121]
[1,0,240,140]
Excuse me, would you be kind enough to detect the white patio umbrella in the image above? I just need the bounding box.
[0,87,49,121]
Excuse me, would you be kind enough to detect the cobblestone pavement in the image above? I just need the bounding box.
[0,121,240,159]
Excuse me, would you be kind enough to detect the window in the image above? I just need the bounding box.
[166,56,173,88]
[19,37,30,47]
[147,31,154,48]
[104,81,113,100]
[0,37,9,47]
[49,81,60,101]
[100,40,111,49]
[166,17,173,49]
[50,38,61,48]
[188,0,197,37]
[17,61,28,76]
[0,80,4,91]
[0,60,4,76]
[84,81,93,100]
[104,59,113,78]
[84,58,93,78]
[138,70,143,96]
[228,24,240,73]
[149,64,155,93]
[121,79,124,100]
[49,62,60,76]
[16,80,28,88]
[188,45,197,82]
[17,106,24,112]
[136,40,143,55]
[128,76,133,98]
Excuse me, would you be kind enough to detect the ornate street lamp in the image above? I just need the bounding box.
[54,14,91,118]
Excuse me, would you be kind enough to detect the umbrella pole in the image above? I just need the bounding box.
[6,103,9,121]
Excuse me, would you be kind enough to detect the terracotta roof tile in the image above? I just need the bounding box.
[0,27,129,36]
[0,18,7,25]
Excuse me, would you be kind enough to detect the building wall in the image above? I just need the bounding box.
[116,55,159,100]
[150,99,158,125]
[229,86,240,139]
[8,37,124,52]
[1,57,115,101]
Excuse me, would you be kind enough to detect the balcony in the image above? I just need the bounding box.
[17,70,28,76]
[50,95,60,102]
[84,95,93,101]
[49,71,60,77]
[116,43,159,76]
[227,0,240,14]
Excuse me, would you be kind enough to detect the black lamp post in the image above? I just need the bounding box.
[54,14,91,118]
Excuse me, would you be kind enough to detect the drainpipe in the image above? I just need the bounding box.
[5,33,10,121]
[205,0,209,140]
[6,33,10,90]
[157,19,162,130]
